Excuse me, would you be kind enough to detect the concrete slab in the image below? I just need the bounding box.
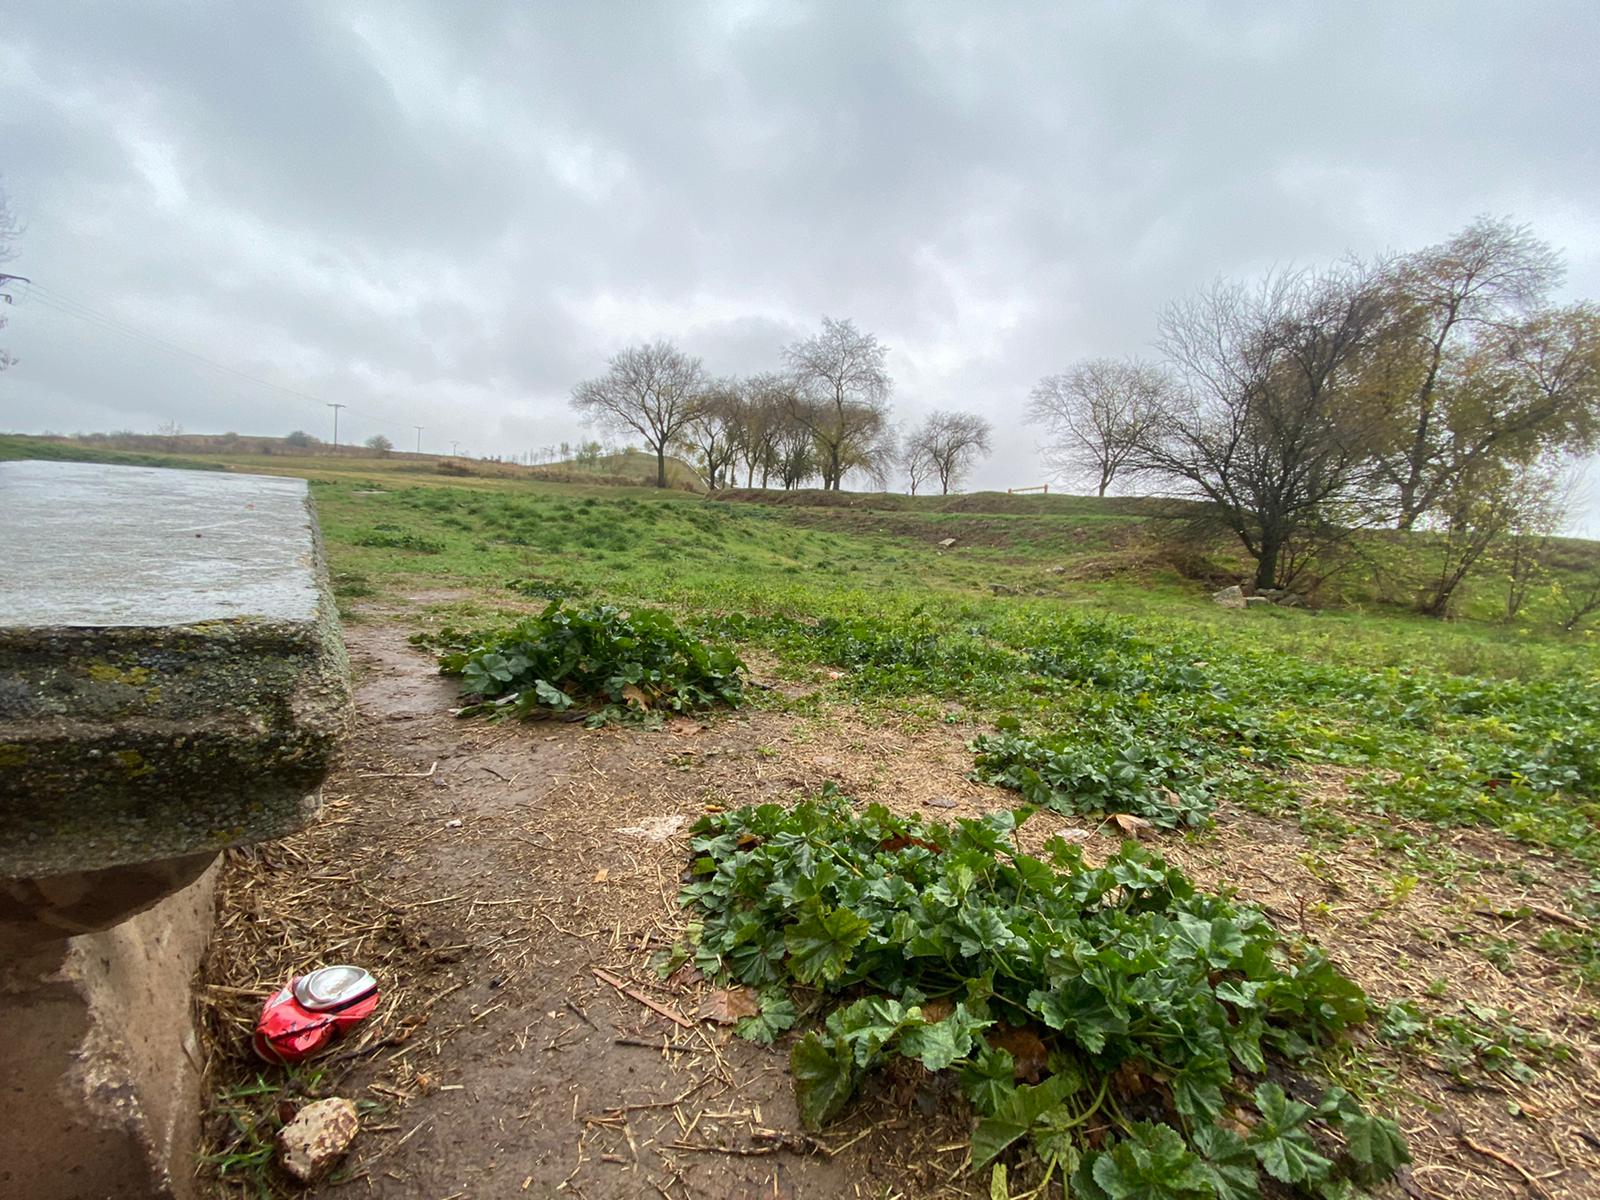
[0,461,351,883]
[0,460,320,628]
[0,461,352,1200]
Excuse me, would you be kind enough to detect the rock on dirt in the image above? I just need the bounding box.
[1256,588,1309,608]
[278,1097,360,1184]
[616,813,689,841]
[1244,595,1270,608]
[1212,585,1246,609]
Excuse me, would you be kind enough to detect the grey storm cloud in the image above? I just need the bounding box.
[2,0,1600,515]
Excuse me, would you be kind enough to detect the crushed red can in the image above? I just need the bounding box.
[253,965,380,1064]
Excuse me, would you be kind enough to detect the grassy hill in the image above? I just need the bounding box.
[6,430,1600,629]
[10,430,1600,1194]
[713,485,1175,517]
[1,432,708,490]
[525,447,705,491]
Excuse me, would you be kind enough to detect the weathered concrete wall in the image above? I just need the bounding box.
[0,863,217,1200]
[0,461,352,1198]
[0,461,351,883]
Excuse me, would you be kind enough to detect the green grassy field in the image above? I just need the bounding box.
[10,432,1600,1194]
[12,429,1598,896]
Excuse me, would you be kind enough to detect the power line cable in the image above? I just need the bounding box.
[14,281,423,436]
[24,283,422,437]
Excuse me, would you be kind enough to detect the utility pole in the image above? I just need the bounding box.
[413,426,424,454]
[326,403,346,447]
[450,440,460,457]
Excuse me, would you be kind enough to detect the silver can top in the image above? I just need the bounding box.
[293,965,377,1011]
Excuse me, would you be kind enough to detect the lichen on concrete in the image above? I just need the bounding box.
[0,462,352,878]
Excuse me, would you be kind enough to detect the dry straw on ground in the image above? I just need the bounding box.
[198,626,1600,1198]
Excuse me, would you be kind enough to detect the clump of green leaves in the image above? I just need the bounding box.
[504,575,586,601]
[682,794,1407,1196]
[354,526,444,553]
[1379,999,1569,1084]
[971,724,1214,829]
[436,601,746,724]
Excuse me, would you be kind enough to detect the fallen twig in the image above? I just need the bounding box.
[592,967,693,1029]
[357,762,438,779]
[1472,903,1587,931]
[565,998,598,1030]
[615,1036,694,1053]
[668,1141,780,1158]
[1459,1133,1553,1197]
[1527,902,1587,930]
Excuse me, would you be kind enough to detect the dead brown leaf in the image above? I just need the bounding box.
[988,1025,1048,1083]
[1110,1060,1151,1100]
[665,961,705,991]
[880,835,942,855]
[1111,812,1153,839]
[698,986,761,1025]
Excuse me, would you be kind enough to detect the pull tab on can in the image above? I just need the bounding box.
[293,965,378,1011]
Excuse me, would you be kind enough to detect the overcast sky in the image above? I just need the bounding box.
[3,2,1600,523]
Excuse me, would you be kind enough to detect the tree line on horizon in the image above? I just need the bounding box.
[569,316,994,497]
[1027,217,1600,614]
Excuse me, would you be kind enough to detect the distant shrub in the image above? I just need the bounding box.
[971,727,1214,828]
[329,570,375,598]
[434,602,746,724]
[505,576,586,601]
[354,529,444,553]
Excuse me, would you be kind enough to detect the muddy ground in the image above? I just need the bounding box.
[198,617,1600,1199]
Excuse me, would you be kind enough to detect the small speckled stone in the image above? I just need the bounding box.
[277,1097,359,1183]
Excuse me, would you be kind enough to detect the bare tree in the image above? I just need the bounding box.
[571,341,706,488]
[1414,457,1552,617]
[842,424,899,490]
[739,372,795,487]
[1559,568,1600,633]
[774,419,818,490]
[1028,359,1167,496]
[1500,461,1574,620]
[1374,218,1600,528]
[904,410,992,495]
[782,317,895,490]
[679,377,745,490]
[902,433,935,496]
[365,433,394,455]
[1134,265,1391,591]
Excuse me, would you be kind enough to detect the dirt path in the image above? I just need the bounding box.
[201,618,1600,1199]
[202,620,984,1199]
